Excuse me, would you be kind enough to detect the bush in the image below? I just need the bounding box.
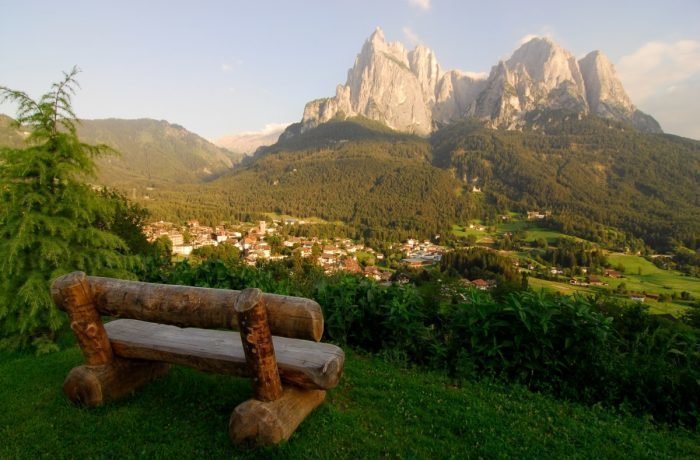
[150,260,700,427]
[441,291,612,399]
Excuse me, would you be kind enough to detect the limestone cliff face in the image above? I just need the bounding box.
[299,29,661,136]
[472,38,589,129]
[579,51,662,133]
[302,28,433,135]
[408,45,442,106]
[434,70,487,124]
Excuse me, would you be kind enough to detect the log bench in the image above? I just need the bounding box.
[51,271,344,446]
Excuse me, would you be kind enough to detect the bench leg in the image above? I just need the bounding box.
[229,387,326,446]
[63,358,170,407]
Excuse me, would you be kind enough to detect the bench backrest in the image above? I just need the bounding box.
[52,272,323,342]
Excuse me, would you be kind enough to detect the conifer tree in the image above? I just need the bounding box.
[0,68,132,351]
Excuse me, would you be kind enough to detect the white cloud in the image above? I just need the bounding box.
[517,34,540,46]
[516,26,557,48]
[460,71,488,80]
[617,39,700,139]
[408,0,431,11]
[258,122,291,135]
[403,27,423,46]
[617,40,700,102]
[221,59,244,73]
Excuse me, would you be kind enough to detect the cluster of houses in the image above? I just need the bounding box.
[144,220,410,280]
[399,238,446,268]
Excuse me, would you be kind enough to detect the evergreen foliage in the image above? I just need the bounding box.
[150,259,700,427]
[0,68,134,351]
[432,117,700,251]
[76,118,241,188]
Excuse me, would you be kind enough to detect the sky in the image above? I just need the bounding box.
[1,0,699,140]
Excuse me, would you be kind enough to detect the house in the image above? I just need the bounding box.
[471,279,491,291]
[172,244,193,256]
[340,257,362,274]
[211,233,228,243]
[168,232,184,246]
[604,269,622,278]
[363,265,382,281]
[587,275,606,286]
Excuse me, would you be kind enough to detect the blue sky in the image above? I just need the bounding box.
[1,0,699,139]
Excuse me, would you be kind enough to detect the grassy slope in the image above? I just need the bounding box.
[1,348,698,459]
[452,220,699,316]
[607,254,700,297]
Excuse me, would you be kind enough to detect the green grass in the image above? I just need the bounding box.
[528,277,596,296]
[528,277,691,317]
[1,348,699,458]
[453,220,569,245]
[607,254,700,299]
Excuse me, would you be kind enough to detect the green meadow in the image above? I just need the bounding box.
[1,348,699,459]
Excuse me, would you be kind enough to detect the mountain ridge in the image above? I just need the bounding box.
[299,28,661,136]
[0,115,242,189]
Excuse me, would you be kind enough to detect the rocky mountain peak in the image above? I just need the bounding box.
[408,45,442,105]
[298,29,661,136]
[579,50,634,114]
[507,37,584,90]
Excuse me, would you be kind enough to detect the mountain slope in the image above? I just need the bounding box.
[432,117,699,249]
[0,116,242,191]
[139,115,699,250]
[147,118,475,241]
[77,118,241,188]
[0,114,29,148]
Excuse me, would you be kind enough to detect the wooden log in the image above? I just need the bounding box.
[229,388,326,446]
[51,272,113,365]
[63,358,170,407]
[105,319,345,390]
[85,275,323,341]
[235,288,283,402]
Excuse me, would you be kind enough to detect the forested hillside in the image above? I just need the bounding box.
[432,115,700,250]
[77,118,241,187]
[3,111,698,251]
[148,119,476,243]
[0,114,27,148]
[0,116,242,188]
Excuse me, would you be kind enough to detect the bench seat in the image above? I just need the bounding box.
[105,319,344,390]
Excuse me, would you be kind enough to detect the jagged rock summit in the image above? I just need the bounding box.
[299,29,661,136]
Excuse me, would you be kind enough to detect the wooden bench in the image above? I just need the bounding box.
[51,271,344,446]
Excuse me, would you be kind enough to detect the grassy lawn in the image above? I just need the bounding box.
[528,277,596,296]
[1,348,699,459]
[528,277,691,317]
[607,254,700,299]
[453,220,568,245]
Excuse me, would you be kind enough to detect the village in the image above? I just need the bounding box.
[142,217,696,307]
[143,219,449,283]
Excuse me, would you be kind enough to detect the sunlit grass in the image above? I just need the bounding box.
[1,348,698,458]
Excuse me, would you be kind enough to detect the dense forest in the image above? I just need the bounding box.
[139,114,700,253]
[432,115,700,251]
[2,112,699,254]
[145,119,478,244]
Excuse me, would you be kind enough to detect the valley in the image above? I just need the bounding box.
[2,11,700,451]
